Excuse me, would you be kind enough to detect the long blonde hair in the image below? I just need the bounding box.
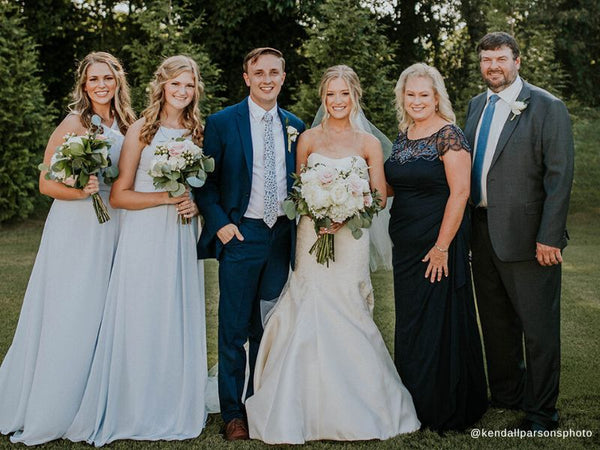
[68,52,136,135]
[140,55,204,146]
[318,65,362,128]
[394,63,455,132]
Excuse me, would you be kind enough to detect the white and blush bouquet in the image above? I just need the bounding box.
[39,118,118,223]
[147,137,214,224]
[283,157,382,266]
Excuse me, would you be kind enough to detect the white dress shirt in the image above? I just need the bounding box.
[245,97,287,219]
[473,76,523,207]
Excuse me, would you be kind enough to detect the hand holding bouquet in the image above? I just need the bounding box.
[147,138,214,224]
[283,157,382,266]
[39,116,118,223]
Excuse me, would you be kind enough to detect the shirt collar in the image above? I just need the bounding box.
[487,76,523,105]
[248,96,278,122]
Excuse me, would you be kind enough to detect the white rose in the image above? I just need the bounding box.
[330,183,349,205]
[53,169,66,181]
[301,168,319,184]
[347,173,364,195]
[67,136,83,146]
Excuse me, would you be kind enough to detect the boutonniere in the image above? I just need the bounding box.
[285,118,299,152]
[509,100,528,121]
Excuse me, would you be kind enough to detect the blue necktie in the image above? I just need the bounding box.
[263,112,278,228]
[472,94,500,207]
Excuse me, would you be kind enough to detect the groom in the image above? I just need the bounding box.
[195,47,305,440]
[464,32,574,431]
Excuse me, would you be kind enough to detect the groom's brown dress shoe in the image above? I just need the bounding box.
[225,418,249,441]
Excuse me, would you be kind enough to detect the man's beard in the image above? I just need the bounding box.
[484,70,515,91]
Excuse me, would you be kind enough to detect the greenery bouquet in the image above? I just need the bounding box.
[283,157,382,266]
[39,117,118,224]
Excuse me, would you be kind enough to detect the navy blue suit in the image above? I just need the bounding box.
[195,97,304,422]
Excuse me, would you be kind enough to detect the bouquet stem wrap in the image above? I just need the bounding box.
[91,193,111,223]
[309,231,335,266]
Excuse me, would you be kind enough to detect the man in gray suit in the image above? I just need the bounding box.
[464,32,574,431]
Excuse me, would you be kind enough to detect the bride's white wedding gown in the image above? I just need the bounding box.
[246,153,420,444]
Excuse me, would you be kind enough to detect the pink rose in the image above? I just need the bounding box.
[168,142,186,156]
[363,193,373,207]
[96,134,107,141]
[318,168,335,185]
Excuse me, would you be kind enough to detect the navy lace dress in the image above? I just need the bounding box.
[384,124,487,431]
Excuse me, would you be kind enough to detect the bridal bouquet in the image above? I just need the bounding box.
[39,120,118,224]
[147,138,214,224]
[283,158,382,266]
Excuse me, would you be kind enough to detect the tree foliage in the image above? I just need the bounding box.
[0,1,54,222]
[293,0,397,136]
[182,0,316,107]
[123,0,225,117]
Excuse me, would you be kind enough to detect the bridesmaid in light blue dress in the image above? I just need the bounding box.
[65,55,208,446]
[0,52,135,446]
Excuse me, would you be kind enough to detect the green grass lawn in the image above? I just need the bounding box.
[1,109,599,448]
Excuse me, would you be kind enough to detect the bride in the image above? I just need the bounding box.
[245,65,420,444]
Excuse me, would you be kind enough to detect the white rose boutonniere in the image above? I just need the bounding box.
[286,125,299,152]
[509,100,528,121]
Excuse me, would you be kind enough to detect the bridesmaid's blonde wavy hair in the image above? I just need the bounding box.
[140,55,204,146]
[318,65,362,129]
[394,63,455,133]
[68,52,136,135]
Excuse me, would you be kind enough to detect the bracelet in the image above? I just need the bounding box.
[434,243,448,253]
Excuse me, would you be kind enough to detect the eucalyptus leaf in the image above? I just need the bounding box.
[196,170,207,182]
[165,180,179,191]
[351,228,363,240]
[282,200,297,219]
[202,158,215,172]
[186,176,204,188]
[348,215,362,229]
[91,114,102,128]
[172,183,186,197]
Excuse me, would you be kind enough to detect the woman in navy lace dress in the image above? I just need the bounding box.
[384,63,487,432]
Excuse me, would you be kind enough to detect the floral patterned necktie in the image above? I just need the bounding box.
[263,112,278,227]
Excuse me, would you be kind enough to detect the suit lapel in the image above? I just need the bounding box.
[490,82,532,168]
[465,94,487,145]
[236,97,253,181]
[278,107,295,191]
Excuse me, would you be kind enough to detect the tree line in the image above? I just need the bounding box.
[1,0,597,222]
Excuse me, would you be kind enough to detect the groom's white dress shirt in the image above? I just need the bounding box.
[245,97,287,219]
[473,76,523,207]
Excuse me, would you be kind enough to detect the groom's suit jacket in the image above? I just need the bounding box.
[195,97,305,262]
[464,81,574,262]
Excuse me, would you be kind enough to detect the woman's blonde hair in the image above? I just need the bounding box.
[68,52,136,135]
[394,63,455,132]
[318,65,362,128]
[140,55,204,146]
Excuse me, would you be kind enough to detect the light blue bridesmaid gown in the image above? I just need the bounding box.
[0,119,123,445]
[65,127,208,446]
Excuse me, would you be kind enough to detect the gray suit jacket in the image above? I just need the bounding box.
[464,81,574,262]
